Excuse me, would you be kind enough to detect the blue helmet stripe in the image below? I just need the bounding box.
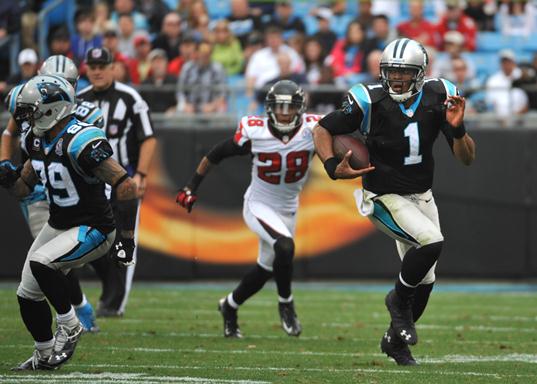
[8,84,24,115]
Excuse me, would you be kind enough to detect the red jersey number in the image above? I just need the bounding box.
[257,151,310,185]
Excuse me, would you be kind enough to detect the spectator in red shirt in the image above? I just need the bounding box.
[436,0,477,51]
[397,0,438,47]
[128,32,152,84]
[326,20,368,84]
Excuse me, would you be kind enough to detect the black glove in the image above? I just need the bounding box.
[111,237,136,266]
[0,160,21,188]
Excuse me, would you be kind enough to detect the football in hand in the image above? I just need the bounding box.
[332,135,370,170]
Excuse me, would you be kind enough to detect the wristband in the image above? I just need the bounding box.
[116,199,139,232]
[451,123,466,139]
[187,172,205,192]
[323,157,339,180]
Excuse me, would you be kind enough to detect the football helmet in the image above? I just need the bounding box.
[5,84,26,120]
[380,38,428,103]
[38,55,79,87]
[17,75,76,137]
[265,80,305,133]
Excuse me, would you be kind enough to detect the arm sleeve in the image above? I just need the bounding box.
[318,93,365,135]
[77,139,114,174]
[131,93,155,142]
[207,137,251,164]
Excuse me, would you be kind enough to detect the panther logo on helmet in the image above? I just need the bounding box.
[37,82,72,104]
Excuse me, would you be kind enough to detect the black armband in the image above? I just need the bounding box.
[113,173,130,188]
[116,198,139,232]
[451,123,466,139]
[324,157,339,180]
[207,138,250,164]
[187,172,204,192]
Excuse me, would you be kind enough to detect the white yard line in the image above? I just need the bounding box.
[0,372,270,384]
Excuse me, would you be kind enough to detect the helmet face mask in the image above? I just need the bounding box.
[380,39,428,103]
[17,75,76,137]
[265,80,305,134]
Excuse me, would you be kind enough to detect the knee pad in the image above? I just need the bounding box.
[273,237,295,266]
[16,282,46,302]
[419,229,444,247]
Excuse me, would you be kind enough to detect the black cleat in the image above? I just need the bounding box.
[96,302,123,318]
[278,302,302,337]
[381,326,418,366]
[385,289,417,345]
[47,323,84,368]
[12,350,55,371]
[218,298,243,338]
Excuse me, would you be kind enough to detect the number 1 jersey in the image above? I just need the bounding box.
[320,78,458,195]
[233,114,319,212]
[22,118,115,232]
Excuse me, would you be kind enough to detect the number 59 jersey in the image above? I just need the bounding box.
[233,114,320,212]
[22,118,115,233]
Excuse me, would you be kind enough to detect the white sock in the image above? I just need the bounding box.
[35,339,54,356]
[278,295,293,304]
[227,293,239,309]
[56,307,78,328]
[74,294,88,309]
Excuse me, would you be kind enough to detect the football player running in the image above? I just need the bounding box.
[0,75,138,370]
[178,80,335,338]
[312,39,475,365]
[2,55,104,333]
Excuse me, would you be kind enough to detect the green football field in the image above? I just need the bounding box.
[0,282,536,384]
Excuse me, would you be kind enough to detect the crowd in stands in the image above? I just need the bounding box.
[1,0,537,121]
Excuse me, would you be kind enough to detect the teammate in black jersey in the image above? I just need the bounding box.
[313,38,475,365]
[0,74,139,370]
[1,55,104,333]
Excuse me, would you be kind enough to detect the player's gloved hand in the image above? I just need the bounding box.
[176,186,197,213]
[111,237,136,266]
[0,160,21,188]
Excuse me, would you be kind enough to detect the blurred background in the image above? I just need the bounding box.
[1,0,536,281]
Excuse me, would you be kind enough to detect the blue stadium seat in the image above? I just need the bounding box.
[522,34,537,52]
[304,15,319,35]
[476,32,508,52]
[206,0,231,19]
[471,52,500,79]
[293,1,317,18]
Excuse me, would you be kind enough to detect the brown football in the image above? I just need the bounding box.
[332,135,370,170]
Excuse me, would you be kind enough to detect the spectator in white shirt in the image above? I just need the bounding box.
[486,49,529,126]
[245,26,304,111]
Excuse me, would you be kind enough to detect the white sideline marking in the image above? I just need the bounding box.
[0,372,269,384]
[51,363,537,379]
[321,322,537,333]
[423,354,537,364]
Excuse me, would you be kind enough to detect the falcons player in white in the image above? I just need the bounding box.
[177,80,331,338]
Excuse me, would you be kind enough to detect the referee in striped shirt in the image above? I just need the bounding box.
[78,47,157,317]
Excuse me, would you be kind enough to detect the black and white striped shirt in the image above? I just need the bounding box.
[77,81,154,175]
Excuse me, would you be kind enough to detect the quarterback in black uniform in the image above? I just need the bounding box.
[1,55,105,333]
[313,38,475,365]
[0,74,139,370]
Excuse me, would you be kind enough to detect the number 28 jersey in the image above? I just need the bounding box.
[320,78,458,195]
[22,118,115,232]
[233,114,320,212]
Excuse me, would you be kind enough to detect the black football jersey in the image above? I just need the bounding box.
[22,117,115,232]
[320,78,458,195]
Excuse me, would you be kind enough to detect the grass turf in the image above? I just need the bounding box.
[0,282,536,383]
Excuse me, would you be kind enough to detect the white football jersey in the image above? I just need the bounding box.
[233,113,321,212]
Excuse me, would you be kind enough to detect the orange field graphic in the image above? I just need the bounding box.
[138,149,375,264]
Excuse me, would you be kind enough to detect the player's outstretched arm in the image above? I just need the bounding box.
[93,158,138,266]
[1,117,20,161]
[177,137,250,212]
[313,123,375,180]
[445,95,475,166]
[0,159,37,198]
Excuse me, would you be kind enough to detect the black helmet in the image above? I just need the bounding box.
[265,80,305,133]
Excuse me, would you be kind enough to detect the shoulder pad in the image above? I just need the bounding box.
[67,126,107,161]
[424,78,459,98]
[347,83,383,136]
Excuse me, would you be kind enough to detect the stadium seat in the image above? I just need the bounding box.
[476,32,508,52]
[304,15,319,35]
[471,52,500,79]
[205,0,231,19]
